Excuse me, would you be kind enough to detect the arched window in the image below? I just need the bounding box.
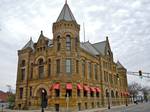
[57,36,61,51]
[66,35,71,50]
[38,58,44,78]
[48,59,51,76]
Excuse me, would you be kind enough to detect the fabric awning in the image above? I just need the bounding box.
[127,92,130,95]
[66,83,72,90]
[95,87,101,93]
[90,87,96,92]
[83,85,90,92]
[125,92,129,96]
[53,83,60,90]
[77,84,82,90]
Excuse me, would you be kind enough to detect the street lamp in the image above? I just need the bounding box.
[126,93,128,106]
[1,104,4,112]
[41,89,45,112]
[106,91,110,109]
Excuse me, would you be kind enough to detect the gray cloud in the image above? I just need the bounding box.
[0,0,150,91]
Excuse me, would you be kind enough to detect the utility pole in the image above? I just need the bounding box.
[41,89,45,112]
[106,91,110,109]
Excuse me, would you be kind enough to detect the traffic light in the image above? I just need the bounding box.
[139,70,142,76]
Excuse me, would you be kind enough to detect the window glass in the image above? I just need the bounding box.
[66,59,71,73]
[19,88,23,99]
[56,59,60,74]
[38,59,44,78]
[66,35,71,50]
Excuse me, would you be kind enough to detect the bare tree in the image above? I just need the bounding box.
[128,82,141,101]
[140,86,150,102]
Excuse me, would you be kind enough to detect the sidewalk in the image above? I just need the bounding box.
[79,103,135,112]
[2,104,135,112]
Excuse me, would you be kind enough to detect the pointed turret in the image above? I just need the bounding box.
[53,1,80,53]
[22,37,34,50]
[56,2,76,22]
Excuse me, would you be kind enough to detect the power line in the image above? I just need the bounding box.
[127,71,150,78]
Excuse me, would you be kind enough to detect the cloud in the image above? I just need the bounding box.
[0,0,150,91]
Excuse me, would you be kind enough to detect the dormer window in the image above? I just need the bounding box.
[66,35,71,51]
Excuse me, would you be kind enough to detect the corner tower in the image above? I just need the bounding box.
[52,2,80,53]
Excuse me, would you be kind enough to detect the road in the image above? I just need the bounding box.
[102,102,150,112]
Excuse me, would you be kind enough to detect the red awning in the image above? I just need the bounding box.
[125,92,129,96]
[83,85,90,92]
[53,83,60,90]
[77,84,82,90]
[66,83,72,90]
[90,87,96,92]
[95,88,101,93]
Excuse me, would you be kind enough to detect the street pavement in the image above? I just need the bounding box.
[100,102,150,112]
[1,102,150,112]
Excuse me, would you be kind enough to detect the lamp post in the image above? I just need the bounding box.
[107,91,110,109]
[2,104,3,112]
[126,94,128,106]
[41,89,45,112]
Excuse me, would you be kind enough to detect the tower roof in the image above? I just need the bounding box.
[22,38,34,50]
[56,2,76,22]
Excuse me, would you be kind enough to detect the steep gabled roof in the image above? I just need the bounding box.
[22,38,34,50]
[56,2,76,22]
[92,41,106,55]
[80,41,99,56]
[117,61,125,69]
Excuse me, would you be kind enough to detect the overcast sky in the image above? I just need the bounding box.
[0,0,150,92]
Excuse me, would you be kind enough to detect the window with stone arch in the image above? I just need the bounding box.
[66,35,71,51]
[57,36,61,51]
[38,58,44,78]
